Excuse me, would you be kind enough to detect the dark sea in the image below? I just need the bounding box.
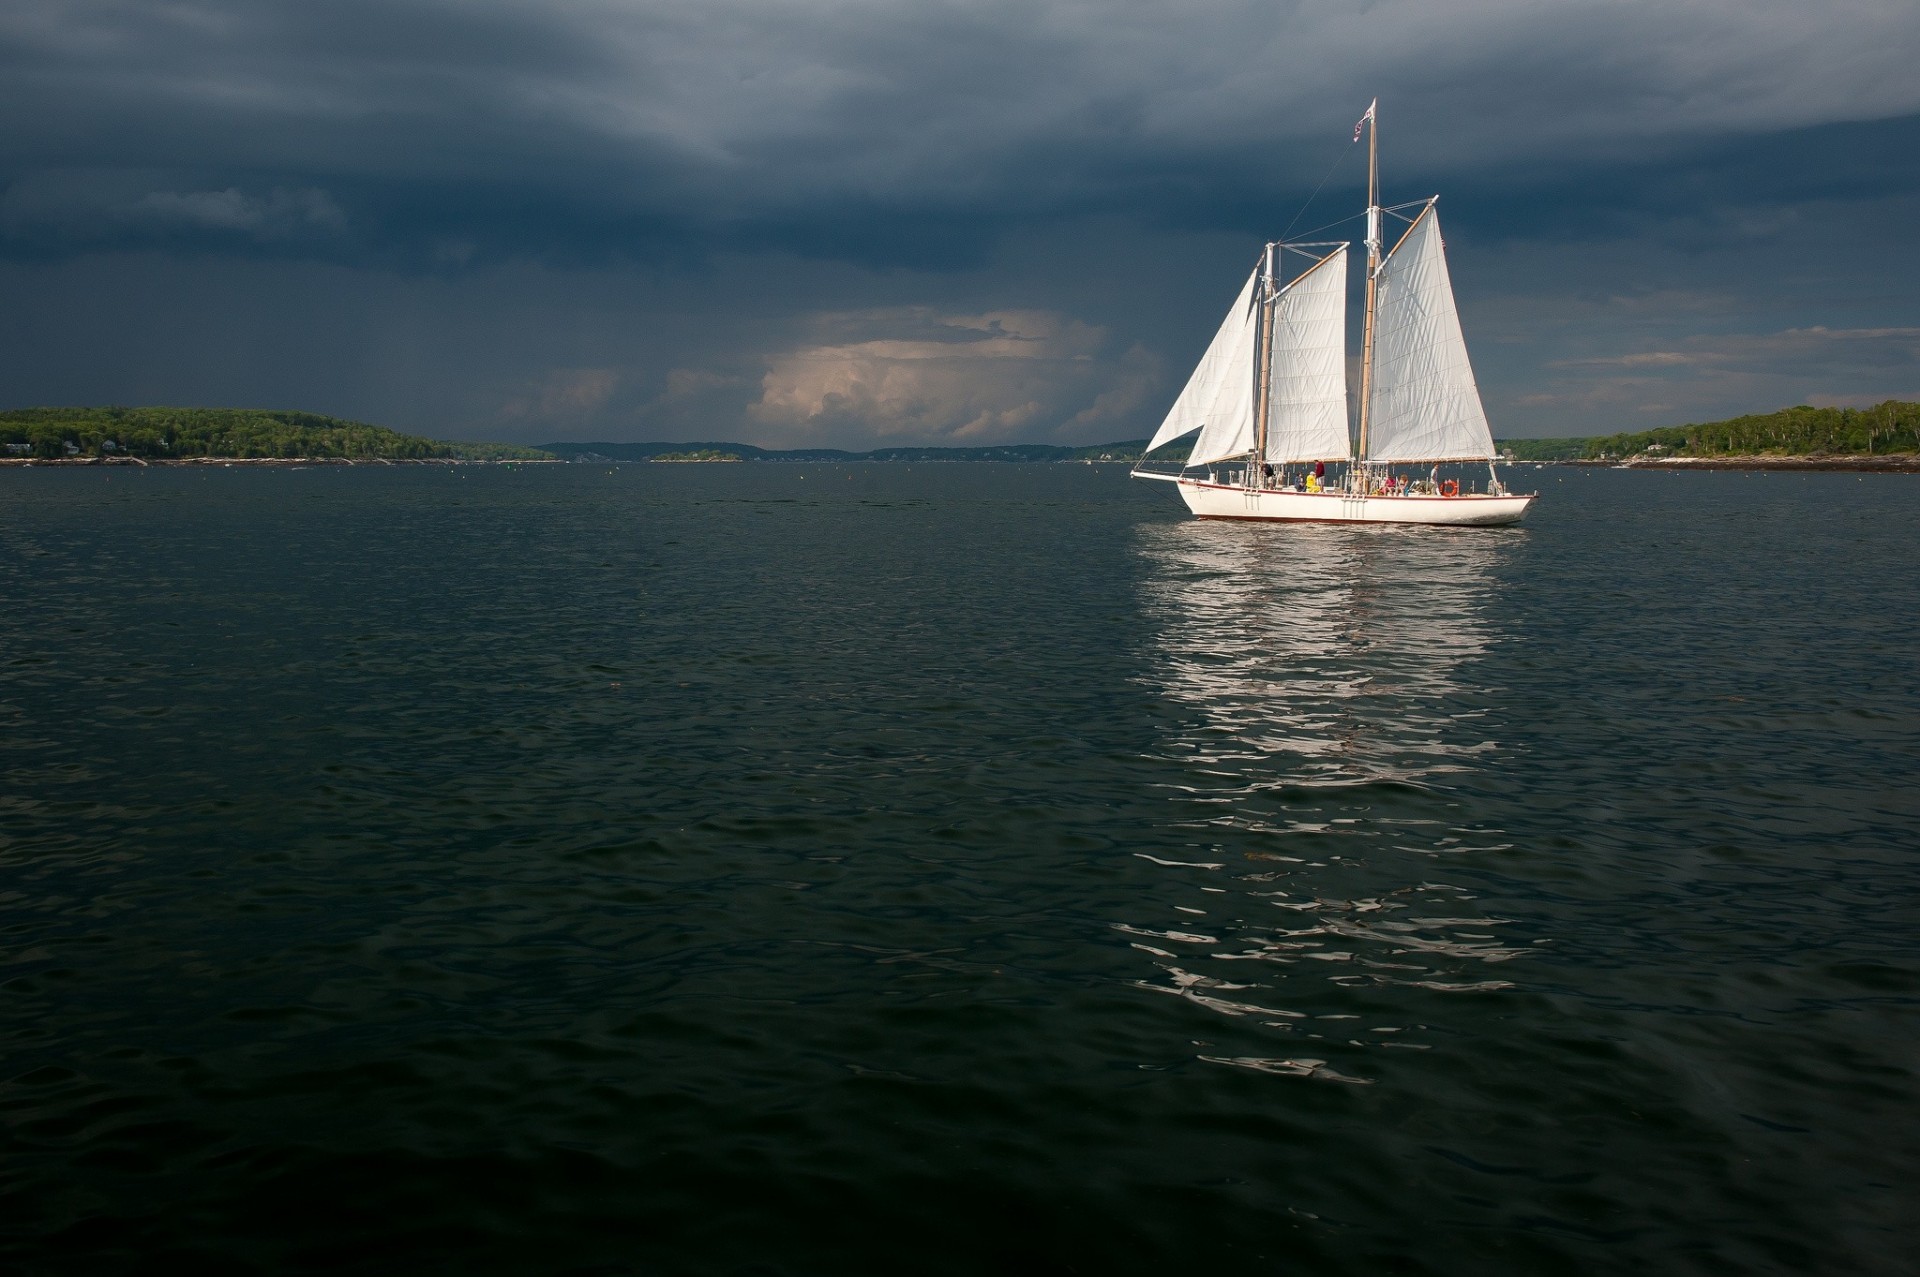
[1,463,1915,1275]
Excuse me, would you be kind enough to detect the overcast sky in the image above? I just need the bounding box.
[3,0,1917,446]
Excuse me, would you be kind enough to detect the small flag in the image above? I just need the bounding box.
[1353,99,1376,142]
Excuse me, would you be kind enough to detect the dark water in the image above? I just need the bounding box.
[1,463,1915,1274]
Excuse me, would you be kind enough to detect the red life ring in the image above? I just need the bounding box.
[1439,479,1460,497]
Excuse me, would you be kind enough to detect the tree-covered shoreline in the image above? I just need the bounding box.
[0,407,550,462]
[1501,402,1920,462]
[12,401,1915,469]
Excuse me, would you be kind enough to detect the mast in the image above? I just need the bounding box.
[1356,99,1379,467]
[1252,242,1276,486]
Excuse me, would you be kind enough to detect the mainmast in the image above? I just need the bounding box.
[1356,99,1379,466]
[1251,242,1276,487]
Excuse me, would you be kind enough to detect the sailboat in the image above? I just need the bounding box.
[1131,102,1536,526]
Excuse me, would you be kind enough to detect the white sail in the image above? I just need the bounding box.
[1184,271,1262,466]
[1264,246,1352,463]
[1142,269,1259,459]
[1364,207,1495,462]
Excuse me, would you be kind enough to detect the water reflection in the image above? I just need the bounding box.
[1127,522,1531,1081]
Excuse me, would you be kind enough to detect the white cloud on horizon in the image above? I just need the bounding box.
[749,308,1157,445]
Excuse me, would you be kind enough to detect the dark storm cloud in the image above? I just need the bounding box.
[3,1,1918,442]
[9,0,1918,263]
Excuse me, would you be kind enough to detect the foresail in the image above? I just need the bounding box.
[1364,208,1496,462]
[1144,269,1260,455]
[1183,273,1262,467]
[1265,246,1352,463]
[1185,315,1261,466]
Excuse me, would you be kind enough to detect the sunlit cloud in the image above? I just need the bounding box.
[750,308,1151,444]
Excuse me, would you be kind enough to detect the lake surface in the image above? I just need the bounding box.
[2,463,1915,1274]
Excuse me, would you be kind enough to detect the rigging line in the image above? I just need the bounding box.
[1282,208,1366,244]
[1279,135,1360,241]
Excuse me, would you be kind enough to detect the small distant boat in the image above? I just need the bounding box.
[1133,101,1535,527]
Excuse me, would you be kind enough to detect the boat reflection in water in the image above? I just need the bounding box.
[1123,520,1534,1083]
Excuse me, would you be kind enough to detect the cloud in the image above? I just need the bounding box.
[1,3,1917,447]
[1498,324,1920,429]
[662,368,732,399]
[501,366,622,421]
[750,308,1148,444]
[1063,343,1161,432]
[1551,351,1699,368]
[622,366,751,428]
[0,172,347,246]
[1558,326,1920,372]
[133,187,345,236]
[4,1,1918,265]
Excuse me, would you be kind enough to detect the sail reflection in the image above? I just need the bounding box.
[1125,521,1530,1082]
[1139,520,1508,792]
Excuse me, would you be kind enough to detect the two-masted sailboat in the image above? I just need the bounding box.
[1132,102,1536,526]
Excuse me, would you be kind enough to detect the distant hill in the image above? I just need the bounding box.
[0,407,551,461]
[555,402,1920,467]
[540,438,1150,463]
[1500,402,1920,461]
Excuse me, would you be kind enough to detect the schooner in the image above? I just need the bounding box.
[1132,102,1536,526]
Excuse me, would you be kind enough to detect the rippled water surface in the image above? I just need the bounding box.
[2,464,1916,1274]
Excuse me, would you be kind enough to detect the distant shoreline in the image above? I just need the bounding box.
[1529,454,1920,474]
[0,456,561,467]
[9,453,1915,473]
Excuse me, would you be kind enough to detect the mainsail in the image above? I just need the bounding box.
[1363,207,1495,462]
[1143,268,1259,461]
[1264,246,1352,463]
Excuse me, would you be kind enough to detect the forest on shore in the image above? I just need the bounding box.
[1502,402,1920,461]
[0,407,550,461]
[10,401,1915,468]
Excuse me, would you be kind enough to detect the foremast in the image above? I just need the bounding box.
[1355,97,1379,471]
[1250,243,1277,487]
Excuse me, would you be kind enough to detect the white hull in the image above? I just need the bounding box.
[1173,478,1535,526]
